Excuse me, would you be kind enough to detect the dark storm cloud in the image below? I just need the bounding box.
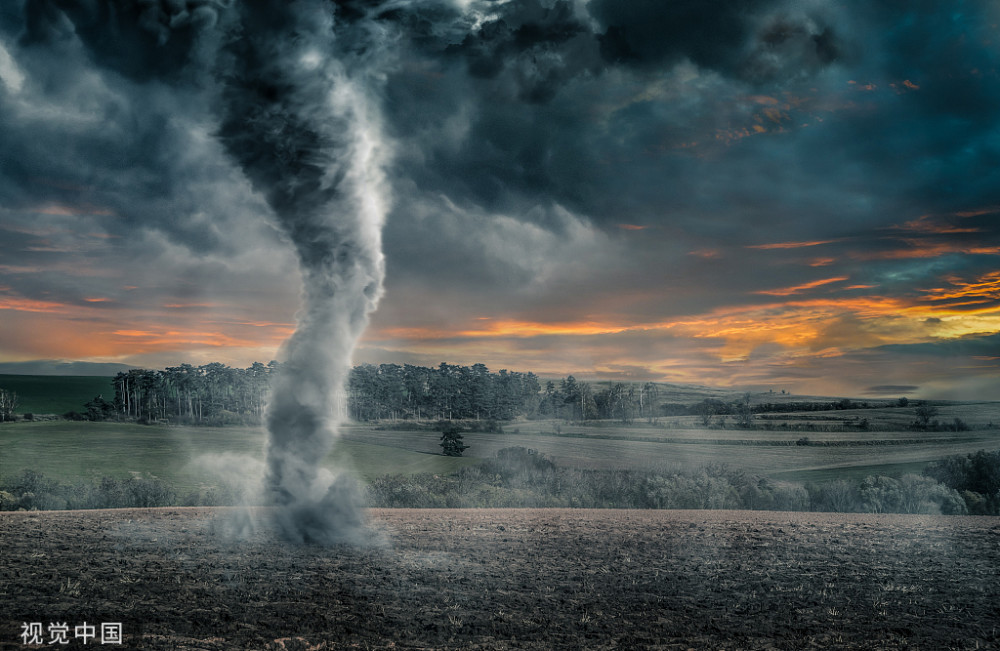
[375,0,997,270]
[0,0,317,285]
[591,0,842,82]
[5,0,994,266]
[1,0,850,269]
[18,0,232,79]
[371,0,847,236]
[0,17,264,258]
[790,3,1000,220]
[442,0,600,103]
[433,0,842,99]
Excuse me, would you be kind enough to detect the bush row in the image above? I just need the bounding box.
[3,448,995,515]
[0,470,241,511]
[365,448,969,514]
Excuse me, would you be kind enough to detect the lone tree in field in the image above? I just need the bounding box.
[440,425,469,457]
[914,402,939,428]
[695,399,718,427]
[735,392,755,428]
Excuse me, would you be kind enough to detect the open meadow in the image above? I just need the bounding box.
[2,507,998,650]
[348,417,1000,485]
[0,421,476,494]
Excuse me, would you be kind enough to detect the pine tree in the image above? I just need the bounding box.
[439,425,469,457]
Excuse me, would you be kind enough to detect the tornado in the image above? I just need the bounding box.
[17,0,395,544]
[216,1,391,544]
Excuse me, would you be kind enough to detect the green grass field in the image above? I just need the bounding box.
[0,421,477,493]
[341,424,1000,482]
[4,415,998,498]
[0,375,113,416]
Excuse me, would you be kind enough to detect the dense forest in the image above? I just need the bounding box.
[87,362,549,425]
[91,362,278,424]
[78,362,673,425]
[347,363,540,422]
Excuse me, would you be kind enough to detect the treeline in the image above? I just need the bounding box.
[355,371,668,423]
[536,376,662,422]
[659,397,896,418]
[759,398,896,412]
[77,362,279,425]
[51,363,968,433]
[79,361,545,425]
[352,367,695,424]
[347,363,541,421]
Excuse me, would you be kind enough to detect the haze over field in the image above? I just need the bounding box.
[1,0,999,399]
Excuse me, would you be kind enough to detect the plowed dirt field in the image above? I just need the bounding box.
[2,508,998,649]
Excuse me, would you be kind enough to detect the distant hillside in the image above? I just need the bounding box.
[0,375,114,416]
[0,360,134,376]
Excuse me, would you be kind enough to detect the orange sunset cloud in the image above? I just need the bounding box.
[755,277,849,296]
[747,239,842,250]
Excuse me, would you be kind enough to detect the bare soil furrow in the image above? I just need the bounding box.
[2,508,998,650]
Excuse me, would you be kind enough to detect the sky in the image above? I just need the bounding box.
[0,0,998,399]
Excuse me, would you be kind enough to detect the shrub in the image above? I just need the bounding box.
[914,402,939,428]
[924,450,1000,514]
[439,425,469,457]
[0,471,177,511]
[857,474,967,515]
[859,476,901,514]
[808,479,861,512]
[84,395,116,421]
[734,392,754,428]
[479,419,504,434]
[896,474,966,514]
[771,483,810,511]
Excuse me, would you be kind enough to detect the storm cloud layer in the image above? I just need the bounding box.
[1,0,999,405]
